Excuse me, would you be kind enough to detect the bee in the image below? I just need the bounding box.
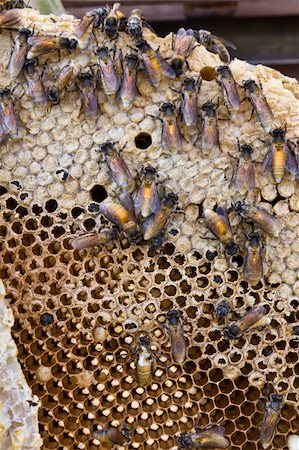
[181,77,200,128]
[136,39,175,87]
[76,72,98,120]
[234,201,279,237]
[0,0,26,11]
[48,61,77,105]
[134,166,160,220]
[216,300,231,319]
[262,128,297,184]
[287,139,299,180]
[96,46,120,96]
[260,394,284,449]
[120,53,139,110]
[159,101,182,153]
[243,232,263,286]
[143,192,178,241]
[8,28,32,80]
[99,199,140,243]
[27,36,77,59]
[203,205,238,256]
[201,101,220,156]
[103,2,126,39]
[74,6,109,50]
[223,305,267,339]
[0,8,21,29]
[165,310,186,364]
[193,29,236,63]
[171,27,196,76]
[126,9,154,40]
[135,335,154,386]
[178,425,229,449]
[93,424,132,446]
[231,141,255,194]
[23,59,47,106]
[0,88,17,136]
[99,141,136,193]
[243,79,274,133]
[70,228,119,250]
[217,65,240,112]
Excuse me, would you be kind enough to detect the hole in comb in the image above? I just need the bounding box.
[90,185,108,203]
[135,132,152,149]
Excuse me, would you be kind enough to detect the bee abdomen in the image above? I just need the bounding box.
[273,149,286,183]
[137,363,151,386]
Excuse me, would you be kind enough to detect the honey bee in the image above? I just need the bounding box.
[171,27,196,76]
[223,304,267,339]
[217,65,240,112]
[136,39,175,87]
[260,394,284,449]
[166,310,186,364]
[178,425,229,449]
[126,9,154,40]
[0,8,21,29]
[231,141,255,194]
[234,201,279,237]
[143,192,178,241]
[70,228,119,250]
[135,335,154,386]
[27,36,77,59]
[243,232,263,286]
[181,77,201,128]
[48,61,77,105]
[94,424,132,446]
[194,29,236,63]
[74,6,109,50]
[287,139,299,181]
[8,28,31,80]
[0,0,26,11]
[99,199,140,243]
[134,166,160,220]
[159,101,182,153]
[120,53,139,110]
[103,2,126,39]
[76,72,98,120]
[99,141,136,193]
[243,79,274,133]
[96,46,120,96]
[201,101,220,156]
[262,128,297,184]
[216,300,231,319]
[203,205,238,255]
[0,88,17,136]
[23,59,47,106]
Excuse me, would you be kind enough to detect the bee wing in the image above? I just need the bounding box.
[236,305,266,333]
[81,85,98,118]
[262,145,274,174]
[213,34,236,50]
[27,37,58,58]
[260,407,280,449]
[169,323,186,363]
[233,159,255,191]
[0,9,21,28]
[221,77,240,109]
[8,38,27,79]
[156,51,176,79]
[74,14,95,39]
[100,60,120,93]
[162,118,182,152]
[143,208,169,240]
[285,142,298,175]
[141,53,161,86]
[173,27,194,57]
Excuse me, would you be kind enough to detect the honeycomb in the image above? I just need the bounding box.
[0,6,299,450]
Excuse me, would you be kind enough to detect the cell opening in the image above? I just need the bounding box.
[135,132,152,149]
[90,184,108,203]
[45,199,58,213]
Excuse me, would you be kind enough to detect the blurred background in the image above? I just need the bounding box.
[61,0,299,79]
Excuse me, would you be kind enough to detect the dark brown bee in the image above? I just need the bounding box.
[126,9,154,40]
[243,79,274,133]
[70,228,119,250]
[74,6,109,50]
[262,128,297,184]
[0,8,21,29]
[231,141,255,194]
[203,205,238,255]
[27,36,77,59]
[99,199,140,243]
[120,53,139,110]
[135,335,154,386]
[260,394,283,449]
[160,101,182,153]
[48,61,77,105]
[234,201,280,237]
[194,29,236,63]
[103,2,126,39]
[8,28,31,80]
[96,46,120,96]
[99,141,136,193]
[171,27,196,76]
[93,424,132,446]
[76,72,98,120]
[136,39,175,87]
[243,232,263,286]
[224,305,267,339]
[0,88,17,136]
[217,65,240,112]
[134,166,160,220]
[166,310,186,364]
[201,101,220,156]
[24,59,47,106]
[178,425,229,449]
[0,0,26,11]
[181,77,200,128]
[216,300,231,319]
[143,192,178,241]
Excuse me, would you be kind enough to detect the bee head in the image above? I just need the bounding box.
[196,29,210,44]
[125,53,139,67]
[150,235,163,250]
[97,46,109,60]
[24,58,38,73]
[270,394,283,409]
[139,335,150,347]
[183,77,196,90]
[248,232,261,247]
[224,324,239,339]
[48,87,60,105]
[166,309,180,326]
[240,144,253,159]
[99,141,115,154]
[216,300,231,319]
[77,72,93,82]
[202,101,216,114]
[164,192,178,208]
[171,58,183,76]
[178,432,191,447]
[233,200,245,212]
[217,65,230,76]
[271,128,285,141]
[225,242,239,256]
[243,79,257,91]
[144,165,156,175]
[19,28,32,39]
